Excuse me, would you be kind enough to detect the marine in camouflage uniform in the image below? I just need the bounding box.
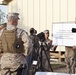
[0,23,7,72]
[65,46,76,74]
[0,13,33,75]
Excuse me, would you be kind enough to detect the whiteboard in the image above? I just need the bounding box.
[52,22,76,46]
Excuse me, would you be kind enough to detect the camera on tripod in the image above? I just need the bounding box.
[37,32,45,42]
[30,31,53,74]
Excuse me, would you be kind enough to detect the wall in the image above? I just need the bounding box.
[7,0,76,51]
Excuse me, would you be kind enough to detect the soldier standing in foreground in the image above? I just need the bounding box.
[0,23,6,71]
[0,13,33,75]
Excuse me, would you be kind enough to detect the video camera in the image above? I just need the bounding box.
[72,28,76,33]
[29,28,45,42]
[37,32,45,42]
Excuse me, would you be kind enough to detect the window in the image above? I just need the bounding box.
[0,5,7,24]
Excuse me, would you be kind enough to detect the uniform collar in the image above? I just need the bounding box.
[7,25,16,30]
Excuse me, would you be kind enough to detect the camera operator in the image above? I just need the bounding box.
[37,30,57,72]
[44,30,57,51]
[28,29,57,72]
[29,28,39,62]
[27,28,40,74]
[43,30,57,71]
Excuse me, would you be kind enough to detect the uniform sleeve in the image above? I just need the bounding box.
[21,31,33,56]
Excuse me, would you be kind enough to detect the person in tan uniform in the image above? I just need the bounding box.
[0,13,33,75]
[0,23,6,71]
[65,46,76,74]
[0,23,7,53]
[65,20,76,74]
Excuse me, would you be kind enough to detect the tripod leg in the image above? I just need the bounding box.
[43,50,53,72]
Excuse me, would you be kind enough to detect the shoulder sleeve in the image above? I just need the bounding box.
[18,29,33,56]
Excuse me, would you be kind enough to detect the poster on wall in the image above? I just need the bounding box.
[52,22,76,46]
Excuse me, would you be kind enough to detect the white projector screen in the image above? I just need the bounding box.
[52,22,76,46]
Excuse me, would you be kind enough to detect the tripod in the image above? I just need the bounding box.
[31,41,53,75]
[38,41,53,72]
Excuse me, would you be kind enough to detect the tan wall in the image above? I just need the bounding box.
[7,0,76,51]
